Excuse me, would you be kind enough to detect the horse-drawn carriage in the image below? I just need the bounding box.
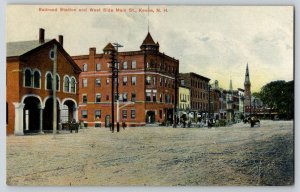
[62,120,80,133]
[243,116,260,127]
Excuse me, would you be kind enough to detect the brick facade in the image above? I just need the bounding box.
[6,29,81,135]
[180,73,210,114]
[72,32,179,127]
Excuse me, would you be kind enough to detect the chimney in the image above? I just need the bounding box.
[39,28,45,44]
[89,47,96,61]
[58,35,63,47]
[89,47,96,56]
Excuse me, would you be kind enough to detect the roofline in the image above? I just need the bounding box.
[72,49,179,62]
[6,56,20,62]
[180,72,210,81]
[21,39,82,73]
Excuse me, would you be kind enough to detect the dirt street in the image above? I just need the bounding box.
[6,120,294,186]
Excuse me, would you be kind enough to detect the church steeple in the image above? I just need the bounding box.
[244,63,251,86]
[244,63,252,115]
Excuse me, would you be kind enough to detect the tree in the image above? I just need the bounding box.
[258,80,294,119]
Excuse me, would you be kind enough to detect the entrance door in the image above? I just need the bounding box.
[146,111,155,124]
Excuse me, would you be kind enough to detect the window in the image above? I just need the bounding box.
[146,62,149,68]
[122,110,127,119]
[132,60,136,69]
[123,61,127,69]
[82,78,88,87]
[33,71,40,88]
[64,76,70,92]
[116,93,121,101]
[160,93,163,103]
[46,73,52,90]
[83,63,88,72]
[153,77,156,86]
[81,110,88,119]
[25,69,32,87]
[123,93,128,102]
[115,93,119,101]
[123,76,128,86]
[95,110,101,119]
[165,94,171,103]
[70,77,76,93]
[106,78,110,85]
[146,76,151,85]
[146,92,151,101]
[95,78,101,87]
[160,78,162,86]
[56,74,60,91]
[131,76,136,85]
[106,95,109,100]
[153,93,157,102]
[131,93,136,102]
[95,94,101,103]
[83,95,87,104]
[131,109,136,119]
[164,79,167,87]
[96,63,101,71]
[181,80,185,86]
[159,110,162,119]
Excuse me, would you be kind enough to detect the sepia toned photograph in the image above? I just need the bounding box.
[5,5,294,186]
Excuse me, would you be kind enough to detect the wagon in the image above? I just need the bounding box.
[62,121,80,133]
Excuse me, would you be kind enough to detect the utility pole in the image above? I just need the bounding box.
[173,68,179,128]
[109,49,117,132]
[50,44,58,137]
[208,84,211,121]
[113,43,123,132]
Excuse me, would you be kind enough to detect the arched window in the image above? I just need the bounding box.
[46,73,52,90]
[64,76,70,92]
[33,71,40,88]
[70,77,76,93]
[83,63,88,72]
[56,74,60,91]
[24,69,32,87]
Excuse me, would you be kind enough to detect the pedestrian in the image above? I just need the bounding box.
[122,121,127,130]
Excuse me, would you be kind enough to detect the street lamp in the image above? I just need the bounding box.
[173,69,179,128]
[208,84,210,120]
[113,43,123,132]
[253,98,257,116]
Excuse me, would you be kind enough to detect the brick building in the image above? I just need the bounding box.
[6,28,81,135]
[180,72,210,119]
[209,80,222,119]
[72,32,179,127]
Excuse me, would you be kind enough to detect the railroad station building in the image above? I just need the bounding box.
[6,28,81,135]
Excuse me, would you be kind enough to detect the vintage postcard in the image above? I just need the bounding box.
[6,5,294,186]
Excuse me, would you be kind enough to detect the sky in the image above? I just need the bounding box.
[6,5,294,92]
